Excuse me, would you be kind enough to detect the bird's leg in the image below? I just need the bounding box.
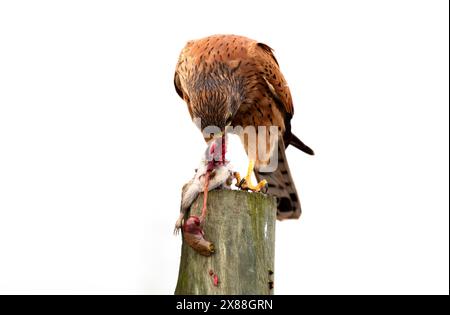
[199,170,211,225]
[235,160,268,193]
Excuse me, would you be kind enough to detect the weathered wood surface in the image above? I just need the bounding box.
[175,190,277,295]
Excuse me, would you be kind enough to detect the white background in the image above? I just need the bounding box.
[0,0,448,295]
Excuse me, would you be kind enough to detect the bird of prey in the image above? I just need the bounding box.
[174,34,314,220]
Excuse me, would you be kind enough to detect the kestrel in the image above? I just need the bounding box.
[174,34,314,220]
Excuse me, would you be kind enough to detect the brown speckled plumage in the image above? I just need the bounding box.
[174,34,313,219]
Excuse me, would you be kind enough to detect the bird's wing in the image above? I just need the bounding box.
[252,42,315,155]
[253,42,294,116]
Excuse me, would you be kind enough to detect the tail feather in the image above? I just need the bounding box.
[255,138,302,220]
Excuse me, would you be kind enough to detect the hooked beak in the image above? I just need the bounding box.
[204,130,225,143]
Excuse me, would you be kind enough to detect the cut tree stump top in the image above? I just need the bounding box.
[175,190,277,295]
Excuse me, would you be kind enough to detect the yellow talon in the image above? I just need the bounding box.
[234,160,268,193]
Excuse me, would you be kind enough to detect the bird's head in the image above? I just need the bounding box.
[190,89,241,142]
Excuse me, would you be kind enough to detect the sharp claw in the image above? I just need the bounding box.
[235,164,269,193]
[173,227,179,235]
[174,217,184,235]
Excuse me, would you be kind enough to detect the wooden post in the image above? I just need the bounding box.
[175,190,277,295]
